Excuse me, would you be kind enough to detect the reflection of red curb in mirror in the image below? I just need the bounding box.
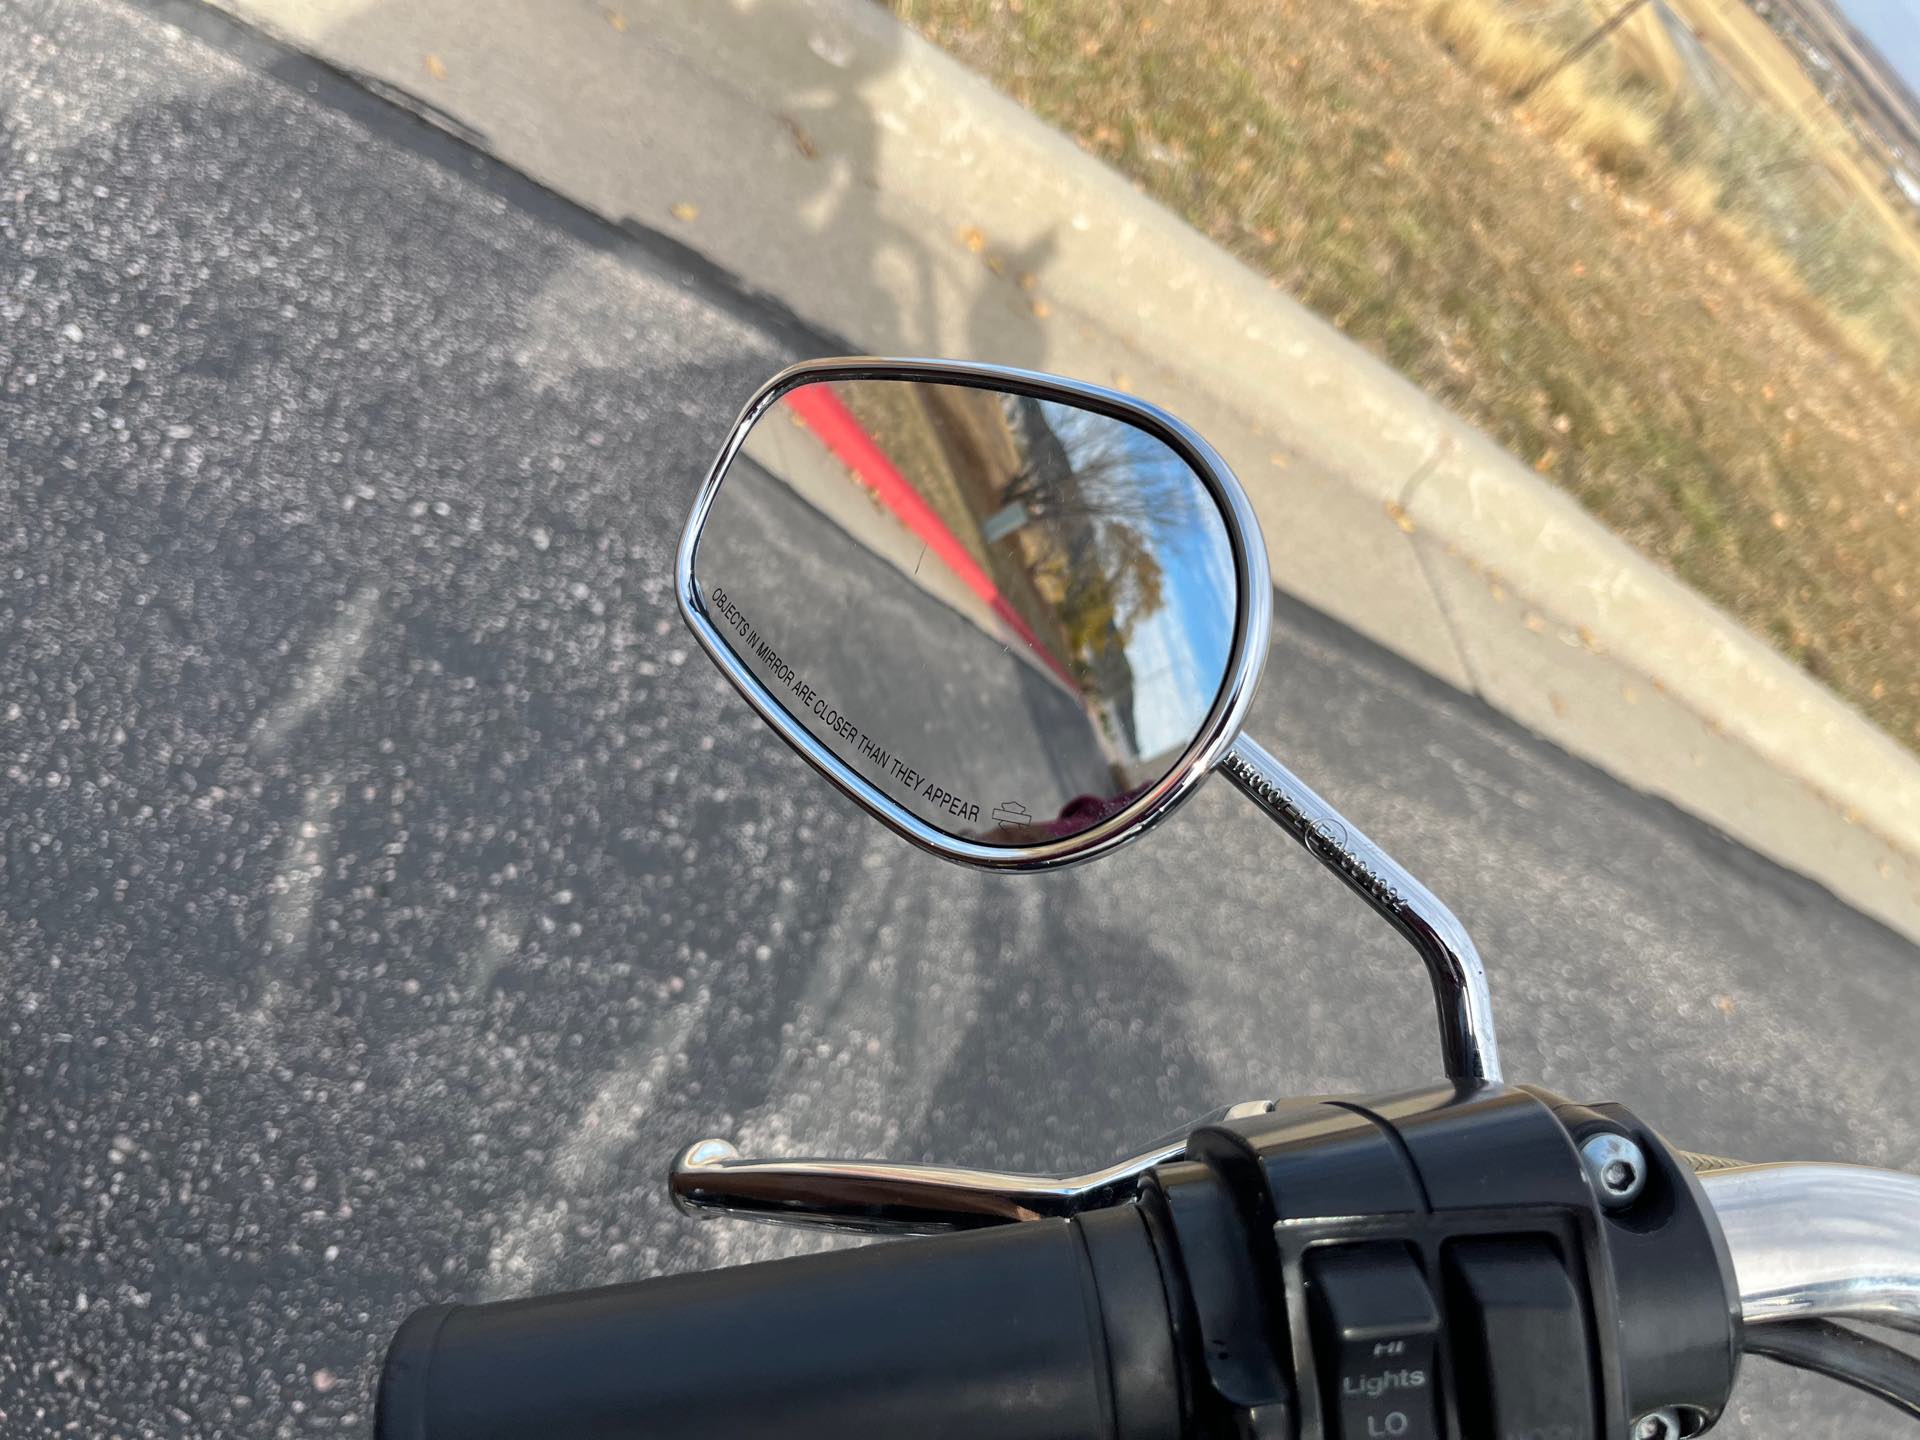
[780,382,1076,690]
[991,800,1032,826]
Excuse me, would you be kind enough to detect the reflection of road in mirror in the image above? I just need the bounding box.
[691,377,1239,846]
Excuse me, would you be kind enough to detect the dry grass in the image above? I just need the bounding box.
[1663,165,1724,227]
[1541,75,1657,175]
[1423,0,1552,94]
[1375,0,1910,363]
[889,0,1920,750]
[1421,0,1656,176]
[1605,0,1687,94]
[1663,0,1920,282]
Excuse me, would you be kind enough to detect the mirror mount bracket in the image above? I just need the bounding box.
[1219,733,1501,1086]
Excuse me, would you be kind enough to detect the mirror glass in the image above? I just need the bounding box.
[690,376,1241,847]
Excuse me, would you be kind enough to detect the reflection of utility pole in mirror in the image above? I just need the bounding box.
[979,501,1029,545]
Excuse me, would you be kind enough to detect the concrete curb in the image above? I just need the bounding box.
[190,0,1920,943]
[1411,424,1920,851]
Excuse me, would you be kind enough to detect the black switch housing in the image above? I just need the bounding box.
[1152,1086,1742,1440]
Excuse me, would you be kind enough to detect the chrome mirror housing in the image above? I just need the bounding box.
[677,357,1273,871]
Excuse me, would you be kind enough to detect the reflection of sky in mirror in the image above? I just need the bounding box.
[1042,401,1235,757]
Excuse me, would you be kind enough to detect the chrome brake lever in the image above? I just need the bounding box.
[669,1100,1274,1236]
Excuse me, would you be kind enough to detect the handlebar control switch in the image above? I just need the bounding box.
[1446,1236,1598,1440]
[1305,1243,1442,1440]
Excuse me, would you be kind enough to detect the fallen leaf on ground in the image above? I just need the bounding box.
[783,118,819,160]
[604,7,628,29]
[671,201,699,223]
[424,53,447,80]
[956,225,986,254]
[1384,500,1415,533]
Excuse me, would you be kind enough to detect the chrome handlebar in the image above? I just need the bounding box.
[671,1104,1920,1320]
[668,1111,1920,1425]
[1698,1161,1920,1336]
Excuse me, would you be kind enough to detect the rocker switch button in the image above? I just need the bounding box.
[1446,1238,1597,1440]
[1306,1244,1441,1440]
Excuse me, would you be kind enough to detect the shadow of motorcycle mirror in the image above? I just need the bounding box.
[676,359,1270,871]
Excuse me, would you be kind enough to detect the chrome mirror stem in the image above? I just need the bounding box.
[1220,733,1501,1086]
[668,1101,1274,1236]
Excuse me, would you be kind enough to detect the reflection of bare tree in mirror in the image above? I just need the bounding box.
[1001,398,1172,750]
[830,382,1173,730]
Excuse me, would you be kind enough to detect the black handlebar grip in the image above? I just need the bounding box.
[376,1204,1187,1440]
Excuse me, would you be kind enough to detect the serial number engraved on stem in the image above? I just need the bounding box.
[1222,751,1406,909]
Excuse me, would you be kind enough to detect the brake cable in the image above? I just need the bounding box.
[1745,1319,1920,1422]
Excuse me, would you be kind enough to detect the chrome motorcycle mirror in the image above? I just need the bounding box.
[673,358,1499,1234]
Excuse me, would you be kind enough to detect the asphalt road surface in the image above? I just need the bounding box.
[3,1,1917,1436]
